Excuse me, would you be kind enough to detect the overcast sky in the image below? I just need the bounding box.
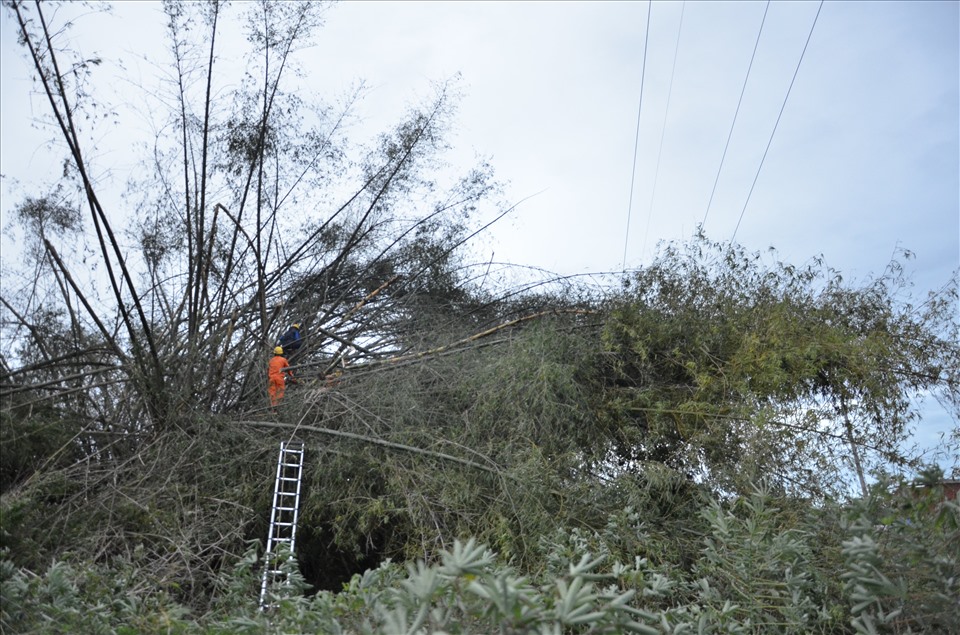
[2,1,957,286]
[307,1,959,294]
[1,1,958,461]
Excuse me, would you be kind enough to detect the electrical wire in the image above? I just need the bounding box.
[640,1,686,262]
[732,0,825,242]
[622,0,653,273]
[701,0,770,231]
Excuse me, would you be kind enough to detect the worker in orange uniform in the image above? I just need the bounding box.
[268,345,295,407]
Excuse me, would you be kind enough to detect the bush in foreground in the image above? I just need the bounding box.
[3,480,956,634]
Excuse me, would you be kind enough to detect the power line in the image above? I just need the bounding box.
[622,0,653,273]
[641,1,686,262]
[701,0,771,231]
[732,0,825,242]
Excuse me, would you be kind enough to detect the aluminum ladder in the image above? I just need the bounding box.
[258,439,305,610]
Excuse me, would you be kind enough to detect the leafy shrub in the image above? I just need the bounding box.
[3,479,958,634]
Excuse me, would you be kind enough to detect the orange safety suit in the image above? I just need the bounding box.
[268,354,293,406]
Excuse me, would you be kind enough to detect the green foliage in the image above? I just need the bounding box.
[4,233,956,619]
[0,417,278,605]
[291,318,603,574]
[0,549,193,634]
[0,408,83,494]
[4,485,957,633]
[601,234,959,497]
[841,469,960,634]
[694,487,834,632]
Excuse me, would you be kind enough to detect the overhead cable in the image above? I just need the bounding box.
[701,0,771,231]
[641,1,686,262]
[732,0,825,242]
[622,0,653,273]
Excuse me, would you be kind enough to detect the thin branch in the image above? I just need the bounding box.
[236,418,509,478]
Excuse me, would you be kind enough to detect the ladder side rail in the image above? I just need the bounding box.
[289,446,305,553]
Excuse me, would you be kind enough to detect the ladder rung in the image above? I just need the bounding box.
[274,521,295,527]
[279,477,299,482]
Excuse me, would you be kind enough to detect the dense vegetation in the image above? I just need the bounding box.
[2,1,958,632]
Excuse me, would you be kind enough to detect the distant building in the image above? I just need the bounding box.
[907,478,960,502]
[939,479,959,502]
